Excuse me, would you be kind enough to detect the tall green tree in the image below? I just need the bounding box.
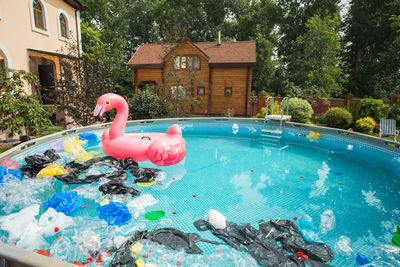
[291,15,345,98]
[344,0,400,97]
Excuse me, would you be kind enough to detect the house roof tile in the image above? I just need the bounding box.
[127,41,256,68]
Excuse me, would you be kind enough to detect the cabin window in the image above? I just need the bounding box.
[174,55,200,70]
[197,86,205,95]
[225,87,232,96]
[174,56,180,70]
[33,0,44,29]
[170,85,185,99]
[60,14,68,38]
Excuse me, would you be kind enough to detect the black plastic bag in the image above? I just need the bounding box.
[21,149,60,177]
[194,219,334,267]
[110,228,222,267]
[132,167,161,183]
[99,180,140,196]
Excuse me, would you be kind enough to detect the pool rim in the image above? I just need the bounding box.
[0,117,399,265]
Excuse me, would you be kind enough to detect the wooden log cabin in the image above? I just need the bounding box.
[127,38,256,116]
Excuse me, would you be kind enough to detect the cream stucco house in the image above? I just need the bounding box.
[0,0,85,139]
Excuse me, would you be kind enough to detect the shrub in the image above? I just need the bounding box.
[129,89,171,120]
[40,125,64,136]
[324,107,353,129]
[387,105,400,125]
[359,98,390,122]
[354,117,376,134]
[288,98,313,123]
[256,101,282,118]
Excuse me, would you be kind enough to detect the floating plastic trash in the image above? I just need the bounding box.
[335,172,343,176]
[0,157,19,169]
[0,166,23,183]
[130,242,143,258]
[127,194,158,219]
[37,163,67,178]
[43,191,83,216]
[208,209,227,230]
[320,209,336,234]
[356,252,370,265]
[63,137,100,162]
[298,215,319,242]
[335,236,353,256]
[145,210,165,221]
[390,226,400,248]
[20,149,60,177]
[78,133,97,141]
[97,201,132,226]
[136,181,156,187]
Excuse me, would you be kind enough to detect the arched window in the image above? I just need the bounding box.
[33,0,44,29]
[60,14,68,38]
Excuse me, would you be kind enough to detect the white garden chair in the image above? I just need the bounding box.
[380,119,399,141]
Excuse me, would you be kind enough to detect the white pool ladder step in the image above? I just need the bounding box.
[262,97,291,135]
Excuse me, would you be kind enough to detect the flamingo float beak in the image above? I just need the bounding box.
[93,105,105,122]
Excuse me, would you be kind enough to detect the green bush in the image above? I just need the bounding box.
[359,98,390,122]
[324,107,353,129]
[256,101,282,118]
[354,117,376,134]
[387,105,400,125]
[288,98,313,123]
[129,89,171,120]
[39,125,64,136]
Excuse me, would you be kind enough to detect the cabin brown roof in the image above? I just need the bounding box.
[127,41,256,68]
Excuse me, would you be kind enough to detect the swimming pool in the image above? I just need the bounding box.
[1,118,400,266]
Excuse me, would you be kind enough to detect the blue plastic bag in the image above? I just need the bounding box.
[43,191,83,216]
[356,253,370,265]
[78,133,98,147]
[0,166,23,183]
[97,201,132,226]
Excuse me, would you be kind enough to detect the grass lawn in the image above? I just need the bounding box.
[0,144,13,154]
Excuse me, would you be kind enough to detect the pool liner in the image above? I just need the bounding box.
[97,201,132,226]
[20,149,60,177]
[194,218,334,267]
[43,191,83,216]
[0,166,23,183]
[109,228,222,267]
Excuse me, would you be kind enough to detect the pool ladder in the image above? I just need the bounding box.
[262,97,291,137]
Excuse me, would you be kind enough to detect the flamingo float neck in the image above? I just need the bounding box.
[109,96,129,140]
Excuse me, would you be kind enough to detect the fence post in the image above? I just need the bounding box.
[257,92,264,114]
[345,93,353,107]
[390,93,398,105]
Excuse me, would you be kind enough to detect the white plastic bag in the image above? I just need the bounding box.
[208,209,227,230]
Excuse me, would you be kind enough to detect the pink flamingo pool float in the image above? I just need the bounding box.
[93,93,186,166]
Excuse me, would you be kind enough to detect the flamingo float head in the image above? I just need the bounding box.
[93,93,125,122]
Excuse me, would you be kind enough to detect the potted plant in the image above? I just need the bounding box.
[0,69,54,142]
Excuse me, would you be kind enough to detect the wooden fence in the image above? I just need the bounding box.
[248,92,399,117]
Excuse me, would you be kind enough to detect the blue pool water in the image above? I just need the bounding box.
[1,121,400,266]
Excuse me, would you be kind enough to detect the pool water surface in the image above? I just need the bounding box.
[1,121,400,266]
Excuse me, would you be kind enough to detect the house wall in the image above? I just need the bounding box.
[210,67,250,116]
[0,0,80,93]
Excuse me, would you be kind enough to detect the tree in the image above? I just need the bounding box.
[291,15,345,98]
[0,69,53,139]
[344,0,400,97]
[56,43,115,126]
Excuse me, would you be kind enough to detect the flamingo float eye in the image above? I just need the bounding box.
[105,100,110,105]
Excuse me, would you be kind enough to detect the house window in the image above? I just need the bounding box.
[60,14,68,38]
[173,55,200,70]
[30,0,48,35]
[33,0,44,29]
[225,87,232,96]
[197,86,205,95]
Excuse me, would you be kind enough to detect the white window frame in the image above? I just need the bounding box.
[29,0,49,35]
[57,9,71,42]
[0,43,13,77]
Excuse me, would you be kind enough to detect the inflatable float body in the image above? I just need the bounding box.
[93,93,186,166]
